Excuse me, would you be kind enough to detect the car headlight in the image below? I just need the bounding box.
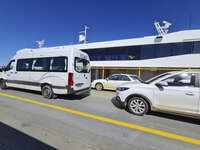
[116,87,129,91]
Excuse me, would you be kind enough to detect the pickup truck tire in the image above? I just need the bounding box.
[0,80,7,90]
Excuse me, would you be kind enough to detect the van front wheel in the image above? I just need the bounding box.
[0,80,7,90]
[42,85,54,99]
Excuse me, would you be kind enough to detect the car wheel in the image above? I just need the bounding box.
[0,80,7,90]
[95,83,103,91]
[128,97,149,116]
[42,85,54,99]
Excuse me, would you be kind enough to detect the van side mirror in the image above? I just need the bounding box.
[155,81,168,87]
[0,66,6,72]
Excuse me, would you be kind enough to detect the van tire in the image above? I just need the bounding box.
[95,83,103,91]
[42,85,54,99]
[0,80,7,90]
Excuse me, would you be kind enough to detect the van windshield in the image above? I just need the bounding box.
[75,57,90,73]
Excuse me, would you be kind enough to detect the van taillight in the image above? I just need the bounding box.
[68,73,74,86]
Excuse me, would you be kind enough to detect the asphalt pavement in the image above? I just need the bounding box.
[0,88,199,150]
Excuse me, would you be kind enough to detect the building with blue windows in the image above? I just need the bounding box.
[65,30,200,80]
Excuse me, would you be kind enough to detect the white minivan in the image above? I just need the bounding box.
[0,46,91,98]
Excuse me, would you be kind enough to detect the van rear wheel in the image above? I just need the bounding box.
[42,85,54,99]
[0,80,7,90]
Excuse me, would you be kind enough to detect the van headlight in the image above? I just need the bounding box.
[116,87,129,91]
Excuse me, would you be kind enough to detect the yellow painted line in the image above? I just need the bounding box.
[0,92,200,146]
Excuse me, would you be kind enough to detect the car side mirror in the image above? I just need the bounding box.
[155,81,168,87]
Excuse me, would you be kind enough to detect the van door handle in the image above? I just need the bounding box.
[185,92,194,96]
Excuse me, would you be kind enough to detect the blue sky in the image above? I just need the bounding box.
[0,0,199,65]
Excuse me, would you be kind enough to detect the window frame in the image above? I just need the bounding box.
[17,59,33,71]
[17,56,68,72]
[74,57,90,73]
[31,58,50,72]
[49,57,68,72]
[161,73,198,88]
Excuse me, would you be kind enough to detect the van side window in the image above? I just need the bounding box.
[32,58,49,71]
[50,57,68,72]
[17,59,32,71]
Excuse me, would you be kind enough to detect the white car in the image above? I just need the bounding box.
[92,74,140,91]
[116,71,200,118]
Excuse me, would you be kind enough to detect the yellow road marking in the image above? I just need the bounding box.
[0,92,200,146]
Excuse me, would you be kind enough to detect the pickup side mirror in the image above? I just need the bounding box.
[155,81,168,87]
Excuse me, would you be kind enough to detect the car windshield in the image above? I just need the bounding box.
[145,73,171,84]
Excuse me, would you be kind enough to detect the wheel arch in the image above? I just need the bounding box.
[125,94,152,111]
[95,82,104,89]
[41,83,53,90]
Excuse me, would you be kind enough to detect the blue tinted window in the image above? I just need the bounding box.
[156,43,172,58]
[183,42,193,54]
[141,45,155,59]
[83,42,194,61]
[193,41,200,53]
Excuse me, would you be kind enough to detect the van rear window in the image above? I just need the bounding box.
[75,57,90,73]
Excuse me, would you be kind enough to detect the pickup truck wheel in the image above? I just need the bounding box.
[95,83,103,91]
[42,85,54,99]
[128,97,149,116]
[0,80,7,90]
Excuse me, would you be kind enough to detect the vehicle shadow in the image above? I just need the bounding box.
[110,97,125,110]
[0,122,57,150]
[148,111,200,125]
[5,87,90,101]
[111,96,200,125]
[57,92,91,101]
